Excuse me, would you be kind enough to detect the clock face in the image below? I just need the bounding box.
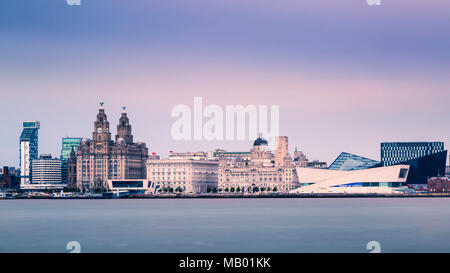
[97,127,103,133]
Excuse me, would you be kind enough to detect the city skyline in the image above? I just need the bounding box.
[2,102,449,169]
[1,0,450,167]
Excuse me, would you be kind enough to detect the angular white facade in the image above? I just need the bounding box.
[291,165,411,194]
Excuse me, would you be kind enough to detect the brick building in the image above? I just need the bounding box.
[428,177,450,193]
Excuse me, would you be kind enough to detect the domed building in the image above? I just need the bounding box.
[250,136,273,168]
[72,104,148,192]
[218,135,299,193]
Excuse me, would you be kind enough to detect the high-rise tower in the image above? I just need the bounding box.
[274,136,292,168]
[60,137,82,185]
[19,121,40,187]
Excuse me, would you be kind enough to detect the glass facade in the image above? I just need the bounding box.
[381,142,446,185]
[60,137,82,184]
[381,142,444,166]
[61,137,82,161]
[332,182,403,188]
[328,152,380,171]
[112,180,144,188]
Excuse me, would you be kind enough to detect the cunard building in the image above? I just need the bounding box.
[72,104,148,192]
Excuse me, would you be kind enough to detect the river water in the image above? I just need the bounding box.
[0,198,449,253]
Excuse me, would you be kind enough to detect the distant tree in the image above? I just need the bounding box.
[253,186,259,192]
[219,188,223,192]
[273,187,278,192]
[261,187,266,192]
[207,186,212,193]
[230,187,235,193]
[225,187,229,192]
[236,187,241,192]
[267,187,271,192]
[168,187,174,193]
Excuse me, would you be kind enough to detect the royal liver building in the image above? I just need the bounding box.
[74,104,148,192]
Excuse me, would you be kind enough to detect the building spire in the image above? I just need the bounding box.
[99,102,104,109]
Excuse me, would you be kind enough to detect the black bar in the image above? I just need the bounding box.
[0,253,447,272]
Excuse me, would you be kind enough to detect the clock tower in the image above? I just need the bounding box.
[93,102,111,147]
[75,103,148,192]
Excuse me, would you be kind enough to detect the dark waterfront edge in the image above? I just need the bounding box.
[4,193,450,200]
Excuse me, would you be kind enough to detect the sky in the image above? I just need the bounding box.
[1,0,450,167]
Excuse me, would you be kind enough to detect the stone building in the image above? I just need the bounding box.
[428,177,450,193]
[67,147,77,190]
[218,136,299,193]
[147,153,218,193]
[73,104,148,192]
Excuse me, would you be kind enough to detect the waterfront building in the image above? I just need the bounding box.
[148,153,161,160]
[292,147,327,169]
[328,152,380,171]
[67,148,78,190]
[293,148,308,167]
[381,142,444,166]
[147,156,218,193]
[213,149,251,161]
[60,137,82,185]
[218,136,299,193]
[19,121,40,188]
[0,166,20,189]
[168,151,210,160]
[292,165,411,194]
[381,142,447,185]
[428,177,450,193]
[274,136,293,168]
[75,104,148,192]
[106,179,156,195]
[446,155,450,177]
[306,160,328,169]
[21,154,65,191]
[61,137,83,161]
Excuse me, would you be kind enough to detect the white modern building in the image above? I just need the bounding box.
[19,121,40,188]
[147,155,218,193]
[22,154,65,191]
[291,164,411,194]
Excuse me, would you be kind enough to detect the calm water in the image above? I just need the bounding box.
[0,198,449,253]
